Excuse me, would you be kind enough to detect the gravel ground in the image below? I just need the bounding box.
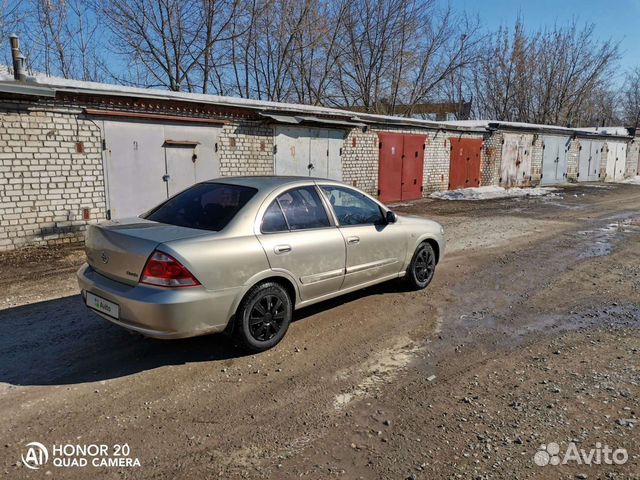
[0,183,639,480]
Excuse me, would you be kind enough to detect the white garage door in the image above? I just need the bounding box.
[540,135,570,185]
[500,133,533,186]
[102,120,220,219]
[274,126,344,180]
[605,141,628,182]
[577,140,603,182]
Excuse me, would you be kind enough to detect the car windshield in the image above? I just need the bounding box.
[144,183,257,231]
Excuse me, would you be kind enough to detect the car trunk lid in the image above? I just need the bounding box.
[85,218,209,286]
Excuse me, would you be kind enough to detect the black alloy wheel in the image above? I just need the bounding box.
[235,282,292,352]
[405,242,436,290]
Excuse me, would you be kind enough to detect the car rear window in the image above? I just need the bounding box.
[144,183,257,231]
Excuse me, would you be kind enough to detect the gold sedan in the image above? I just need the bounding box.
[78,177,445,352]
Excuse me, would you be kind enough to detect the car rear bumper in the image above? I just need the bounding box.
[77,263,241,339]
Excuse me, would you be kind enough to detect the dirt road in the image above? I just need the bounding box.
[1,184,639,479]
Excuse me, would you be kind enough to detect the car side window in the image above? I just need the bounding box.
[320,186,385,226]
[261,201,289,233]
[277,186,331,230]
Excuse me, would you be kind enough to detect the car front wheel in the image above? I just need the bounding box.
[235,281,292,352]
[404,242,436,290]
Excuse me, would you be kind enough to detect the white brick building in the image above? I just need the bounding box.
[0,76,636,251]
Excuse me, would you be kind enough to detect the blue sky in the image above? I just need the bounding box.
[450,0,640,82]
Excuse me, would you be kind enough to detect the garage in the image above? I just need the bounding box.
[500,133,532,186]
[448,137,482,189]
[540,135,570,185]
[101,118,221,219]
[605,140,628,181]
[377,133,426,202]
[274,125,344,179]
[577,139,603,182]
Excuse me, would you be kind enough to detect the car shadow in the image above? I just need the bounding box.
[0,294,245,386]
[292,280,403,322]
[0,281,405,387]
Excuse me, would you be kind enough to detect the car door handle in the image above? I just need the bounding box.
[347,236,360,245]
[274,244,292,254]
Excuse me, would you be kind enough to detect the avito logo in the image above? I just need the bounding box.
[21,442,49,470]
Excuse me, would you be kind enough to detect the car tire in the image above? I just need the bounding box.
[404,242,437,290]
[234,281,292,353]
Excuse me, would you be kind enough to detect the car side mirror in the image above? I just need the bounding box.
[385,211,398,224]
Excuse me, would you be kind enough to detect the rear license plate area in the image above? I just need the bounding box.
[86,292,119,320]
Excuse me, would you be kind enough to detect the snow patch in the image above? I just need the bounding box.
[621,176,640,185]
[578,126,631,136]
[333,339,420,410]
[430,186,558,201]
[440,120,631,137]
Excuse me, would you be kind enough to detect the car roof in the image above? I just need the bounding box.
[205,175,342,190]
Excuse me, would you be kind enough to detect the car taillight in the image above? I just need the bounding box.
[140,251,201,287]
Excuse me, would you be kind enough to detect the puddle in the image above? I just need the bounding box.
[452,305,640,353]
[520,305,640,335]
[576,217,640,259]
[540,196,586,210]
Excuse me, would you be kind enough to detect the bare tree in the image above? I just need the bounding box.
[621,67,640,128]
[6,0,105,81]
[328,0,481,114]
[226,0,317,101]
[5,0,628,129]
[197,0,242,94]
[331,0,408,110]
[0,0,23,69]
[100,0,202,90]
[288,0,349,105]
[100,0,244,92]
[400,4,482,116]
[474,19,619,126]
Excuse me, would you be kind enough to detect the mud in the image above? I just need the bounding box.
[1,183,639,479]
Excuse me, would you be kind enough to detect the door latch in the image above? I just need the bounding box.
[274,245,292,254]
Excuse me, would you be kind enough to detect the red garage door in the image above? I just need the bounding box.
[449,138,482,190]
[378,133,426,202]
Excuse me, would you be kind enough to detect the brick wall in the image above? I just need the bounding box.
[530,134,544,185]
[1,92,636,252]
[426,131,486,193]
[482,131,502,186]
[423,131,450,193]
[485,131,548,186]
[566,138,580,182]
[625,137,639,178]
[344,127,435,198]
[345,127,487,196]
[599,140,609,182]
[218,122,274,177]
[0,101,106,251]
[341,129,379,196]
